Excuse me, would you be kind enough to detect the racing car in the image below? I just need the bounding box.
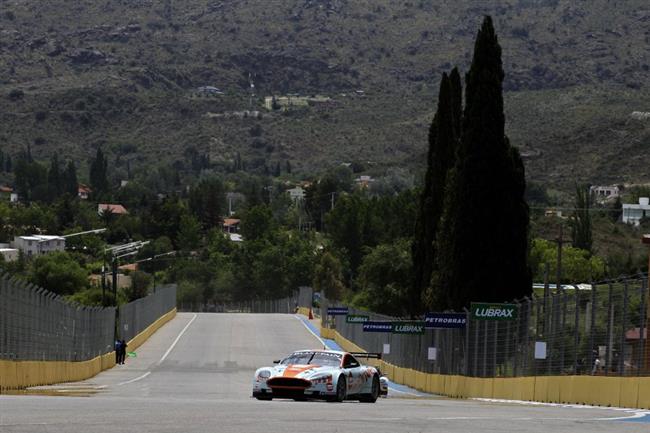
[252,349,388,402]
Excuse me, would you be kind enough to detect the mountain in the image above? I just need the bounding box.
[1,0,649,189]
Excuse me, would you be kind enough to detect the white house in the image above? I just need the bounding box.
[0,248,19,262]
[11,235,66,257]
[590,185,620,202]
[287,186,305,202]
[622,197,650,226]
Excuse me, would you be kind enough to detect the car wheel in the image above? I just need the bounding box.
[359,375,379,403]
[328,375,346,402]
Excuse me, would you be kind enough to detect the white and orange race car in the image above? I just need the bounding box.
[252,349,388,402]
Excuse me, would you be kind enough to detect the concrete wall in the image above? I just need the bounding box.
[323,325,650,410]
[0,308,176,392]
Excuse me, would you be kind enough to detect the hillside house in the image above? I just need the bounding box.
[223,218,240,234]
[11,235,65,257]
[355,175,374,189]
[0,186,18,203]
[78,184,92,200]
[287,186,305,202]
[622,197,650,226]
[590,185,620,202]
[98,203,128,216]
[0,248,19,262]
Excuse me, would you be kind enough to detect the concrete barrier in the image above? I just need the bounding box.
[0,308,176,392]
[318,325,650,410]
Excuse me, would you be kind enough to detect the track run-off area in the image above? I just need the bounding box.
[0,313,648,433]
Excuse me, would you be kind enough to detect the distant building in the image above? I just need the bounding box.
[11,235,65,257]
[590,185,620,202]
[196,86,224,96]
[355,175,374,189]
[98,203,128,216]
[287,186,305,202]
[0,248,19,262]
[0,186,18,203]
[78,184,92,200]
[622,197,650,226]
[264,95,331,111]
[223,218,240,234]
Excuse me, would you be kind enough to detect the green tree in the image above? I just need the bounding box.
[124,271,152,301]
[64,161,78,196]
[570,184,592,253]
[411,70,461,315]
[437,17,531,310]
[240,205,275,241]
[325,194,367,282]
[188,176,225,229]
[89,147,108,195]
[178,213,201,251]
[529,239,605,283]
[28,251,88,295]
[313,251,345,301]
[47,154,63,200]
[353,239,412,316]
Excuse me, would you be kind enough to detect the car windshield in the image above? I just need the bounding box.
[281,352,342,367]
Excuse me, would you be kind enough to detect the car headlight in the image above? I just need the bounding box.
[310,375,332,385]
[257,370,271,381]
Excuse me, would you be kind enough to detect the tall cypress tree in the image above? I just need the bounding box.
[89,147,108,195]
[437,16,531,310]
[48,154,62,199]
[411,72,461,315]
[64,161,78,196]
[570,184,592,253]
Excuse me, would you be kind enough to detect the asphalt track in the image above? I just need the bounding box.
[0,313,648,433]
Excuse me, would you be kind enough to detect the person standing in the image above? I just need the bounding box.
[115,339,122,364]
[119,339,128,364]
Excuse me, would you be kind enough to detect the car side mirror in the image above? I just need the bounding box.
[273,359,280,364]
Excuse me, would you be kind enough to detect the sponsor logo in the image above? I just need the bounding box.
[327,306,349,315]
[424,313,467,329]
[346,314,370,323]
[392,321,425,335]
[363,321,393,332]
[471,303,518,321]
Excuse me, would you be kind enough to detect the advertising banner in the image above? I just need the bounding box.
[470,303,518,320]
[327,306,349,316]
[391,321,426,335]
[363,321,393,332]
[424,313,467,329]
[346,314,370,323]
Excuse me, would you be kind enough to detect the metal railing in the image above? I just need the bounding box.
[321,276,649,378]
[0,274,177,362]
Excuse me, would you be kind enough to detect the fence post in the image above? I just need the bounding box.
[588,283,597,374]
[619,281,628,375]
[573,288,580,374]
[605,282,614,376]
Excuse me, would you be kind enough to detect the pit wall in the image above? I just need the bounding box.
[321,325,650,410]
[0,308,177,392]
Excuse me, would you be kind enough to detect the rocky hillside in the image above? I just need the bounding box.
[1,0,649,188]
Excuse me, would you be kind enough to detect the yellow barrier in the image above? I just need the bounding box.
[0,308,176,392]
[318,326,650,410]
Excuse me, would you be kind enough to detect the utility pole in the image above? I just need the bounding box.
[330,192,335,211]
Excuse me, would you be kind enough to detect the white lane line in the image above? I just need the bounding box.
[385,385,423,397]
[117,371,151,386]
[158,313,197,365]
[116,313,197,387]
[473,398,650,421]
[294,315,326,347]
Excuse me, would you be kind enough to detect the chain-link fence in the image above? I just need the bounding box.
[321,276,649,378]
[216,294,299,314]
[0,274,115,361]
[119,284,177,342]
[0,275,177,362]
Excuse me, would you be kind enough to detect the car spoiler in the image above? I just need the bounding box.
[350,352,382,360]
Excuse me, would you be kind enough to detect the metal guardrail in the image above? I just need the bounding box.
[322,277,649,378]
[0,274,176,362]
